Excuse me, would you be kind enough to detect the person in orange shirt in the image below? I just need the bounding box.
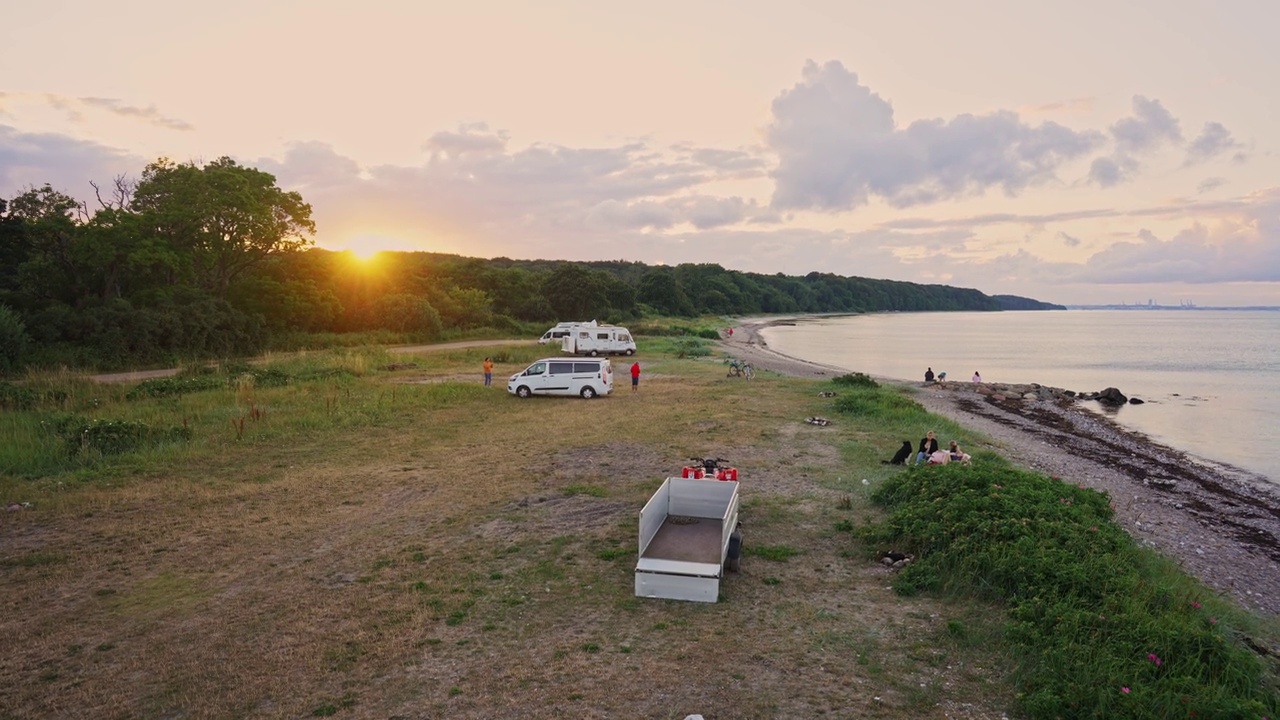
[483,357,494,387]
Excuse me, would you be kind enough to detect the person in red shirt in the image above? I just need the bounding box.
[630,361,641,392]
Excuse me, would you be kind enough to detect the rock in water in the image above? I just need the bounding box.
[1096,387,1128,405]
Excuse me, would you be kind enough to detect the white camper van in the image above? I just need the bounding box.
[561,325,636,356]
[538,320,596,345]
[507,357,613,399]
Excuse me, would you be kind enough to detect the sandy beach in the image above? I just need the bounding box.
[723,316,1280,616]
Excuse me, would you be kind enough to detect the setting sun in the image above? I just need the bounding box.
[342,233,422,259]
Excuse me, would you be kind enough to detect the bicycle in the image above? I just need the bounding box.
[726,360,754,379]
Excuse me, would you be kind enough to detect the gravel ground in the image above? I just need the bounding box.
[724,318,1280,616]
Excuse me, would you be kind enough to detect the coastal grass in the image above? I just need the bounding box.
[861,460,1280,718]
[0,340,1276,718]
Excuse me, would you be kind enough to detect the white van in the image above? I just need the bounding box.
[538,320,597,345]
[561,325,636,356]
[507,357,613,399]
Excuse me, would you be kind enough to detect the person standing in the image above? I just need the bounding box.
[924,367,935,383]
[972,371,981,383]
[630,361,641,392]
[482,357,494,387]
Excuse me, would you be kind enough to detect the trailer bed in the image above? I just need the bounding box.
[640,516,724,564]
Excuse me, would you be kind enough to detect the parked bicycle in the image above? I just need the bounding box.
[726,359,754,379]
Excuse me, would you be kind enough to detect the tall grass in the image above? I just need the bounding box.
[860,462,1279,718]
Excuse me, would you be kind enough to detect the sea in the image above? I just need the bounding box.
[759,310,1280,484]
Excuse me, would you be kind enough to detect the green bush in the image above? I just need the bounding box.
[832,372,877,388]
[0,382,39,410]
[0,304,29,374]
[126,375,226,400]
[46,415,193,456]
[861,464,1279,718]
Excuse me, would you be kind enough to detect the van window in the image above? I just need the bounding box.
[618,333,631,342]
[573,362,600,373]
[578,331,589,338]
[549,362,574,374]
[596,332,608,340]
[525,362,546,376]
[553,331,568,338]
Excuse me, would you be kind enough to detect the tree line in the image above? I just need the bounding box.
[0,158,1062,372]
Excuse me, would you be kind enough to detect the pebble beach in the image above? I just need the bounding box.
[726,318,1280,616]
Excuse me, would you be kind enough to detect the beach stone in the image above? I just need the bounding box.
[1129,397,1145,405]
[1022,393,1038,401]
[1096,387,1128,405]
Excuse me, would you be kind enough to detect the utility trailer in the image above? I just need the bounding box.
[635,477,741,603]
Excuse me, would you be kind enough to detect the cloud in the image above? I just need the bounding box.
[766,60,1104,211]
[1196,176,1227,194]
[1185,122,1240,164]
[78,97,194,131]
[1058,231,1082,247]
[1110,95,1182,154]
[0,125,142,200]
[1088,156,1127,187]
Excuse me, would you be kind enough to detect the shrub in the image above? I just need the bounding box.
[832,372,877,388]
[0,381,39,410]
[46,415,193,456]
[860,464,1279,718]
[672,338,711,358]
[0,304,29,374]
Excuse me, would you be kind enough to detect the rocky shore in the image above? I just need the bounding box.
[724,318,1280,615]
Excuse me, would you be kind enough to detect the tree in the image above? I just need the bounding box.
[131,157,315,298]
[0,303,29,373]
[541,264,610,320]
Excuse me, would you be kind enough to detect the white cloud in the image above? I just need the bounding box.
[1110,95,1182,154]
[1185,122,1240,164]
[766,60,1104,211]
[0,124,141,200]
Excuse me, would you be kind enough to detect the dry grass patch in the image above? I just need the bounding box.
[0,348,1015,719]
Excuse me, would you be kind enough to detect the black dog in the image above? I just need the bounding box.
[882,440,913,465]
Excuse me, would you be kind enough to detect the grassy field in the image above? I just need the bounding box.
[0,341,1274,719]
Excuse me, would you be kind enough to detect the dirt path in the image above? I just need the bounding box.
[90,338,531,383]
[725,316,1280,616]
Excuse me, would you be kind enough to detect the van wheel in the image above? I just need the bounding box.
[516,386,532,399]
[589,349,599,357]
[580,386,597,399]
[624,348,634,356]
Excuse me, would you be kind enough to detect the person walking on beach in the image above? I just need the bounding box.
[925,367,935,383]
[914,431,939,465]
[482,357,494,386]
[972,371,981,383]
[630,361,641,392]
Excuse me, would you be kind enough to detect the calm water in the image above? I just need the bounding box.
[760,310,1280,483]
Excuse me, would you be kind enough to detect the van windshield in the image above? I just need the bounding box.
[525,362,546,376]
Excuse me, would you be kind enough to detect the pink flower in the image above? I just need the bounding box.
[1209,617,1217,624]
[1121,687,1130,694]
[1191,601,1202,609]
[1147,653,1162,666]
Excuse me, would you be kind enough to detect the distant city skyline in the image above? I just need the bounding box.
[2,0,1278,306]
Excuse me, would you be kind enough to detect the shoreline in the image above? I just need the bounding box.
[723,315,1280,616]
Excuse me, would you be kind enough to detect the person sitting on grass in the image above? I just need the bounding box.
[914,431,939,465]
[948,440,972,464]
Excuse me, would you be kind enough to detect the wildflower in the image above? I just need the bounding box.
[1191,601,1202,609]
[1089,526,1098,532]
[1147,653,1162,666]
[1209,617,1217,624]
[1121,687,1130,694]
[992,484,1003,489]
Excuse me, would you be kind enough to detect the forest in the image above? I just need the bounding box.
[0,157,1062,373]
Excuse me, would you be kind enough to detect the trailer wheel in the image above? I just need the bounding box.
[516,385,532,399]
[725,531,743,573]
[580,386,597,399]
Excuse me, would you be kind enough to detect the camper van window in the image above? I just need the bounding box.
[549,362,574,374]
[525,362,546,376]
[573,362,599,373]
[596,333,608,340]
[619,333,631,342]
[554,331,568,338]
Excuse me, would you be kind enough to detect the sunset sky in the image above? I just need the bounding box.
[3,0,1278,306]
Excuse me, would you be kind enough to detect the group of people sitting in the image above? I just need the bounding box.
[914,430,971,465]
